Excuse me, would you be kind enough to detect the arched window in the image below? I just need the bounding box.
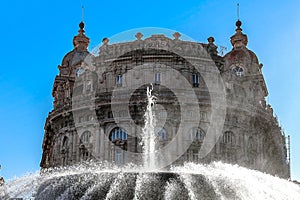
[232,66,244,77]
[61,136,69,153]
[222,131,235,145]
[190,128,206,141]
[61,136,69,165]
[158,128,168,141]
[110,128,128,165]
[110,128,127,141]
[116,74,122,86]
[80,131,91,144]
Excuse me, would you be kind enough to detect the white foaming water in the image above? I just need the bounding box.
[171,162,300,200]
[141,86,157,170]
[1,162,300,200]
[0,171,40,199]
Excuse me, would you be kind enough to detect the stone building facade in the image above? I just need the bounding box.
[40,20,290,178]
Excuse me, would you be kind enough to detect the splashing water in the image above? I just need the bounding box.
[1,162,300,200]
[141,85,157,170]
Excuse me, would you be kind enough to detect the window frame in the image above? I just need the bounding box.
[192,73,199,87]
[116,74,122,86]
[154,72,161,85]
[110,127,128,141]
[232,66,244,77]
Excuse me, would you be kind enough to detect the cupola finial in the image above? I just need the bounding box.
[235,3,242,31]
[72,6,90,50]
[230,3,248,48]
[79,5,85,31]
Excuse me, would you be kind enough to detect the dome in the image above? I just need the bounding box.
[61,49,91,67]
[224,48,259,68]
[223,20,259,74]
[248,49,259,64]
[60,21,92,69]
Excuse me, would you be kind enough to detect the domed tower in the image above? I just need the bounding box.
[41,22,92,168]
[220,20,289,178]
[223,19,267,106]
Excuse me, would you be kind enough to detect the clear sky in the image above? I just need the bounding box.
[0,0,299,181]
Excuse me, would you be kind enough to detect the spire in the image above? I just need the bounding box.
[73,7,90,50]
[237,3,240,21]
[81,5,84,22]
[230,4,248,49]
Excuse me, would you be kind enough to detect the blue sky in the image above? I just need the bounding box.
[0,0,299,181]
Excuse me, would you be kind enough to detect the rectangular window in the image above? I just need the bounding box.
[200,111,206,120]
[108,111,113,119]
[115,149,122,165]
[186,150,191,161]
[154,73,161,84]
[193,150,198,162]
[192,74,199,87]
[116,74,122,86]
[87,115,93,121]
[86,81,91,93]
[79,116,84,123]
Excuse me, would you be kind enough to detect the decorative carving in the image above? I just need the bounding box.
[135,32,143,40]
[207,37,218,55]
[173,32,181,40]
[230,20,248,48]
[102,37,109,45]
[73,22,90,50]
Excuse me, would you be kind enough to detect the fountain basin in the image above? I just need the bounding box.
[35,171,218,200]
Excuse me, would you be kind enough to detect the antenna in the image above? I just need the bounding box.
[219,45,227,56]
[81,5,84,22]
[237,3,240,20]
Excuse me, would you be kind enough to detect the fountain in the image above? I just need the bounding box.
[1,162,300,200]
[141,85,157,170]
[1,87,300,200]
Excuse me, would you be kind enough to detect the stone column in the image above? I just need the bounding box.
[105,139,111,161]
[58,135,62,166]
[73,131,79,162]
[95,128,100,157]
[100,128,105,160]
[174,125,180,157]
[215,134,220,155]
[69,132,73,163]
